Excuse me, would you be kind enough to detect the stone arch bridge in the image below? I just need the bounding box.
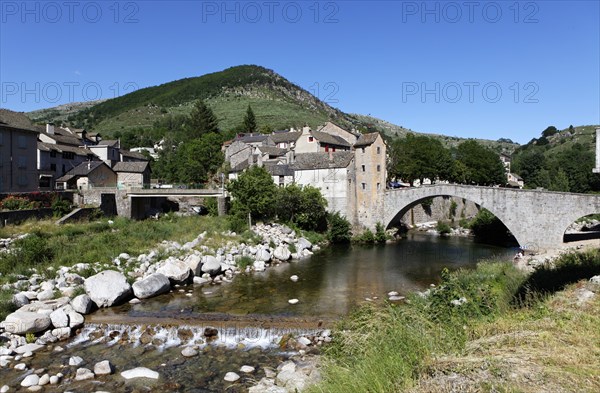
[377,184,600,251]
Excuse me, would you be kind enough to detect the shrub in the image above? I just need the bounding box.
[327,212,351,244]
[236,255,253,269]
[374,222,388,243]
[0,196,38,211]
[204,198,219,216]
[354,228,375,243]
[436,220,452,235]
[449,200,457,218]
[51,197,72,217]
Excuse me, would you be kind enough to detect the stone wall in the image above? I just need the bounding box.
[400,196,480,227]
[0,208,54,226]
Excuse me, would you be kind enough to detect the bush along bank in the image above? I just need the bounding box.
[0,220,328,392]
[309,249,600,393]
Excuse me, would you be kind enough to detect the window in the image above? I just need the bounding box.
[377,165,381,172]
[332,147,336,152]
[279,175,284,187]
[39,177,51,188]
[62,164,66,174]
[50,163,56,171]
[361,183,366,190]
[0,132,3,145]
[17,174,28,186]
[17,156,27,169]
[308,136,314,142]
[325,145,329,152]
[62,151,75,160]
[50,150,56,158]
[18,135,27,149]
[361,165,365,172]
[377,146,381,154]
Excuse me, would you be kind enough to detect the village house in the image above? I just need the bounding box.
[56,161,117,190]
[223,121,387,227]
[113,161,152,189]
[0,110,40,193]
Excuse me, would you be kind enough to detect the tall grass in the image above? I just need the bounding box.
[311,261,526,393]
[311,251,600,393]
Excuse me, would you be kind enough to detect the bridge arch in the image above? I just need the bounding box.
[384,190,521,247]
[380,184,600,250]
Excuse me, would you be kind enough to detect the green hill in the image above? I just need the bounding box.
[511,125,600,193]
[27,64,517,153]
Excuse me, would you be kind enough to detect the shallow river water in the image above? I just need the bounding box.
[1,233,513,392]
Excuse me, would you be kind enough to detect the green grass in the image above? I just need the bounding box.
[310,251,600,393]
[0,215,235,320]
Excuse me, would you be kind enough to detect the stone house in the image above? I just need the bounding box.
[270,130,301,149]
[295,126,353,154]
[113,161,151,189]
[87,140,121,167]
[353,133,387,227]
[56,161,117,190]
[0,109,40,193]
[507,173,524,188]
[292,151,355,215]
[37,142,96,190]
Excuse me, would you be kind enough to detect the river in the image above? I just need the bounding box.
[0,233,513,392]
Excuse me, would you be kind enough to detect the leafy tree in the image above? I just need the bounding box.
[541,126,558,138]
[388,134,453,185]
[228,166,277,221]
[186,100,219,138]
[512,149,546,188]
[551,169,570,192]
[455,140,505,186]
[175,133,224,185]
[242,105,257,133]
[275,184,327,231]
[469,209,516,245]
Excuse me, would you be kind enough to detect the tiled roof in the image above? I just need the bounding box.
[264,164,294,176]
[310,130,351,147]
[270,131,301,143]
[0,109,39,132]
[37,142,95,157]
[256,146,287,156]
[120,150,148,160]
[96,139,120,147]
[40,132,83,146]
[292,152,354,170]
[237,134,268,144]
[113,161,150,173]
[230,160,251,173]
[56,161,107,182]
[317,122,360,137]
[354,133,380,147]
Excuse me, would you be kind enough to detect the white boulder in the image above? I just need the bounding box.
[132,273,171,299]
[84,270,132,308]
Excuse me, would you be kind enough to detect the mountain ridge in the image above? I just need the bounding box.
[26,65,518,152]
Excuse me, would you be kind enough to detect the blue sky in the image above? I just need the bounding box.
[1,0,599,143]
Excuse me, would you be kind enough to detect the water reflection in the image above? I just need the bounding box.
[120,233,512,320]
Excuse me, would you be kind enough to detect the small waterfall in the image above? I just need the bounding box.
[69,323,321,351]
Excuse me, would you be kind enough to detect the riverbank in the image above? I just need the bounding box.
[0,215,328,392]
[308,249,600,393]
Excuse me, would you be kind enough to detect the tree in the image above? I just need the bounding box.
[388,134,453,185]
[275,184,328,231]
[228,166,277,221]
[175,133,224,185]
[455,140,505,186]
[242,105,257,133]
[186,100,219,139]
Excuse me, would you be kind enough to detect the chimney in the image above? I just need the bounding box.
[87,161,91,170]
[46,123,55,135]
